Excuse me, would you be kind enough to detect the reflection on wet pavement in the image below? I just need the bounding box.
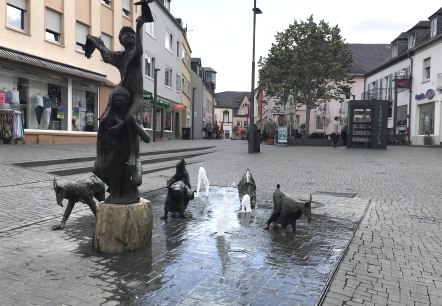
[65,186,368,305]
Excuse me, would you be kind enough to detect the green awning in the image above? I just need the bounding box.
[143,90,171,108]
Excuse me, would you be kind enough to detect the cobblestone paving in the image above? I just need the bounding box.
[0,140,442,305]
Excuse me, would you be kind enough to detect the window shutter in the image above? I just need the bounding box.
[123,0,131,11]
[45,9,61,33]
[76,23,88,44]
[8,0,26,10]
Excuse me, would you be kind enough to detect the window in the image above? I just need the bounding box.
[419,103,434,135]
[7,0,27,31]
[176,41,180,58]
[423,58,431,81]
[343,87,351,99]
[122,0,131,17]
[176,73,181,91]
[101,0,111,6]
[75,22,89,52]
[392,43,398,57]
[165,30,173,52]
[431,18,437,38]
[315,116,324,130]
[144,54,155,78]
[101,33,112,50]
[237,121,240,126]
[165,111,172,131]
[45,8,61,43]
[163,0,170,11]
[223,112,229,123]
[408,32,415,49]
[164,66,172,87]
[145,15,155,37]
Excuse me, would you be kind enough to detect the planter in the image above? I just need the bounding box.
[267,138,274,145]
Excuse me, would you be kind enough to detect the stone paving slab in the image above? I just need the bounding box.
[1,141,442,305]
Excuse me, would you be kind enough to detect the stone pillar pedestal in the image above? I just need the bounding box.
[93,198,153,253]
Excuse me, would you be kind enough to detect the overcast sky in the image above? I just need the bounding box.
[171,1,441,93]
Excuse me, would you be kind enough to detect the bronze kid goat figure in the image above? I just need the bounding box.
[52,175,105,230]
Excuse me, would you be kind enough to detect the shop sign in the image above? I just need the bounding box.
[175,104,186,111]
[396,78,411,89]
[426,89,435,99]
[143,90,171,108]
[415,89,436,100]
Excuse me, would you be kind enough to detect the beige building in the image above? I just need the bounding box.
[0,0,140,144]
[179,28,192,138]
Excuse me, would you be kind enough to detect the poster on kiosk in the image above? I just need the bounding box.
[278,126,287,143]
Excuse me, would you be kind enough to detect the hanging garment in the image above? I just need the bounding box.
[35,105,44,125]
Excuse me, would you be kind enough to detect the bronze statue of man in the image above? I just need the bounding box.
[85,2,153,204]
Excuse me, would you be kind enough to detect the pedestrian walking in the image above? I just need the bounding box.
[331,116,340,148]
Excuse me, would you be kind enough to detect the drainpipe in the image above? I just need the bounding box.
[408,55,413,144]
[192,87,196,139]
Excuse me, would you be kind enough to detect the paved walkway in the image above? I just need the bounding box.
[0,140,441,305]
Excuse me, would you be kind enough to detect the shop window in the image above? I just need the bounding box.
[122,0,131,18]
[141,104,152,129]
[164,66,172,88]
[75,22,89,53]
[45,8,62,44]
[419,103,434,135]
[72,80,98,132]
[7,0,27,32]
[165,111,172,131]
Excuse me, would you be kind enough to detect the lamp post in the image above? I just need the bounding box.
[248,0,262,154]
[153,68,160,142]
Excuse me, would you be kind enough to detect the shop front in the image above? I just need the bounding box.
[0,50,107,144]
[141,91,177,139]
[412,88,439,145]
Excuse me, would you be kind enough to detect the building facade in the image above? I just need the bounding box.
[364,7,442,145]
[0,0,140,144]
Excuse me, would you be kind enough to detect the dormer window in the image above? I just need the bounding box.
[392,43,398,57]
[430,18,437,38]
[163,0,170,11]
[408,32,416,49]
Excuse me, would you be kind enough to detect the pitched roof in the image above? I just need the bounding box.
[347,44,391,75]
[215,91,249,109]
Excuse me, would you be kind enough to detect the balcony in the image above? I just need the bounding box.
[361,88,392,101]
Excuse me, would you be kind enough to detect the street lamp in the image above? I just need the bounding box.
[248,0,262,154]
[153,68,160,142]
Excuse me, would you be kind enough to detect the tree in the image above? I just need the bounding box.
[258,15,354,135]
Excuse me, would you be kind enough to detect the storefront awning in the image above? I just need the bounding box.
[143,90,171,108]
[0,47,108,83]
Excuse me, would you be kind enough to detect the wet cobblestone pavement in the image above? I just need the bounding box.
[0,186,368,306]
[2,141,442,305]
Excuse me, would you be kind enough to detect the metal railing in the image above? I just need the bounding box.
[361,88,392,101]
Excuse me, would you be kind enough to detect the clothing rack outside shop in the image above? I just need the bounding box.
[0,108,25,144]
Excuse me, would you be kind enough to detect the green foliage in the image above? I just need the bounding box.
[258,15,354,135]
[424,132,432,145]
[264,120,278,135]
